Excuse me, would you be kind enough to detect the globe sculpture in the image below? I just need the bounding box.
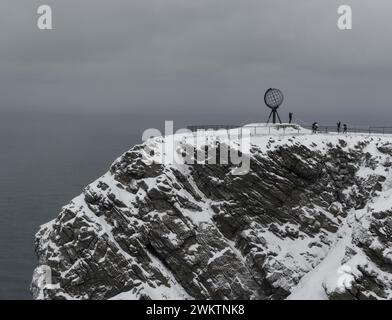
[264,88,284,124]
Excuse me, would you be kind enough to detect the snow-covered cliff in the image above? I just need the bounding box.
[32,125,392,300]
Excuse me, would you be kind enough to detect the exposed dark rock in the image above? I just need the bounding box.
[31,135,392,300]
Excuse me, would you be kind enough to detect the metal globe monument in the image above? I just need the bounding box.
[264,88,284,124]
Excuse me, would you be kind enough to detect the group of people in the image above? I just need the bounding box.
[337,122,347,134]
[288,113,348,134]
[311,121,348,134]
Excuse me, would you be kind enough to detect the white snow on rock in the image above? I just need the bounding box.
[32,124,392,300]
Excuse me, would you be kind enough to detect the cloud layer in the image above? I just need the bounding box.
[1,0,392,125]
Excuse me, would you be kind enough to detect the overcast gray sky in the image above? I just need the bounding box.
[1,0,392,126]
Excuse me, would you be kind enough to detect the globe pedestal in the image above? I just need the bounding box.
[267,108,282,124]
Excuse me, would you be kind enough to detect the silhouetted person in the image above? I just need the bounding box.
[289,112,293,124]
[337,122,341,133]
[312,122,318,134]
[343,124,347,134]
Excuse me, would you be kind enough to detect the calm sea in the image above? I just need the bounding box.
[0,111,150,299]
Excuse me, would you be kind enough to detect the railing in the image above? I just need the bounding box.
[186,124,392,138]
[187,125,241,132]
[302,126,371,134]
[369,127,392,135]
[304,126,392,135]
[186,124,303,138]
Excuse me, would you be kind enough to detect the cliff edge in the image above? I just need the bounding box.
[32,128,392,300]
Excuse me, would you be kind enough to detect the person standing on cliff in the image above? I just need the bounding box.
[312,122,318,134]
[289,112,293,124]
[343,124,347,134]
[337,122,341,133]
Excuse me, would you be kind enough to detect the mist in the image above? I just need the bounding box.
[1,0,392,127]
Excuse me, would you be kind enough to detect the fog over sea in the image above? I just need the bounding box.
[0,111,149,299]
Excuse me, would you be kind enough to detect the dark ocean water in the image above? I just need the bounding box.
[0,111,150,299]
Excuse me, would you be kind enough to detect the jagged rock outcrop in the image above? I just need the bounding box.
[31,132,392,300]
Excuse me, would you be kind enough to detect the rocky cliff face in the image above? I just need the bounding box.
[31,132,392,300]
